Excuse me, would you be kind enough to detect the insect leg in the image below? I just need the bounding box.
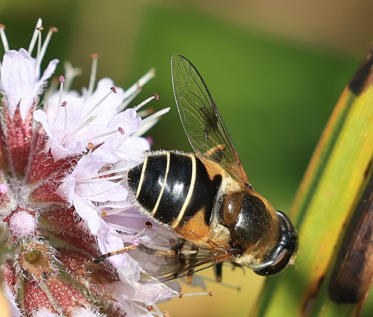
[93,244,137,263]
[214,263,223,282]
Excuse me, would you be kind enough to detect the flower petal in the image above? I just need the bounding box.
[97,223,126,267]
[56,174,76,203]
[33,58,59,97]
[3,284,21,317]
[110,279,179,306]
[0,49,58,119]
[70,307,101,317]
[76,180,128,202]
[0,49,36,117]
[72,197,100,234]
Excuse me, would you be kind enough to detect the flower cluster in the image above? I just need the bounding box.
[0,19,185,317]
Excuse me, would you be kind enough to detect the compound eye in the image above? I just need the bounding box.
[253,211,297,276]
[230,194,272,249]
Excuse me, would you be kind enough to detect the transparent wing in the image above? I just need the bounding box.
[133,238,232,281]
[171,55,249,185]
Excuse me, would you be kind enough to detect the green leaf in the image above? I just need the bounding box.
[252,50,373,317]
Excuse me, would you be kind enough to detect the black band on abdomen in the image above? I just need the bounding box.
[132,154,168,211]
[153,152,192,224]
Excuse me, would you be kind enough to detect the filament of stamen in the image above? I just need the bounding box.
[0,24,9,52]
[90,166,129,178]
[100,208,132,218]
[117,90,139,112]
[134,94,158,111]
[56,76,69,132]
[43,77,58,111]
[141,108,170,126]
[36,26,42,58]
[117,69,155,111]
[84,87,116,119]
[176,291,213,298]
[134,107,170,136]
[36,27,57,73]
[58,76,65,107]
[79,174,124,184]
[64,61,82,91]
[137,108,154,118]
[28,18,43,55]
[134,120,157,137]
[81,126,124,145]
[108,212,149,219]
[87,54,99,96]
[61,115,96,145]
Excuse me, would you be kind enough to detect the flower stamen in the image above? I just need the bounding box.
[55,75,69,132]
[36,26,58,73]
[0,24,9,52]
[118,127,125,135]
[1,20,174,316]
[82,126,125,145]
[87,54,99,97]
[28,18,43,55]
[36,25,43,58]
[58,75,65,107]
[137,107,154,118]
[134,94,159,111]
[63,61,82,91]
[118,68,155,111]
[84,86,117,119]
[61,115,96,144]
[43,77,58,110]
[85,166,128,180]
[177,291,213,298]
[79,173,123,183]
[134,107,170,136]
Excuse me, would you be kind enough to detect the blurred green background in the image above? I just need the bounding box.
[0,0,372,316]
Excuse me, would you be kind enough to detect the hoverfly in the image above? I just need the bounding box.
[126,55,297,280]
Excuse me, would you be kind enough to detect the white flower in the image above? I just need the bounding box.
[33,79,144,160]
[57,146,129,234]
[0,19,180,317]
[0,48,58,119]
[110,279,180,317]
[96,222,127,267]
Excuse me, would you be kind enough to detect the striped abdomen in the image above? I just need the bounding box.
[127,152,222,232]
